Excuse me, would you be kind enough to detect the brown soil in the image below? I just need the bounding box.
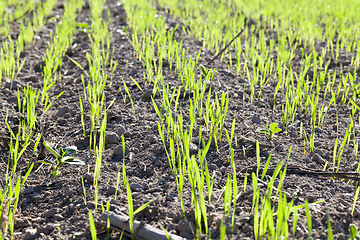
[0,0,360,239]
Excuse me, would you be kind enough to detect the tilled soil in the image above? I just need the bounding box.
[1,0,360,239]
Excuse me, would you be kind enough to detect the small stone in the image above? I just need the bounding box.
[141,182,149,190]
[113,145,130,156]
[22,75,38,82]
[19,199,28,208]
[129,70,137,77]
[312,154,325,164]
[166,193,174,201]
[177,219,196,233]
[37,227,50,235]
[147,135,157,144]
[180,230,194,239]
[238,78,247,83]
[153,144,165,154]
[24,186,34,195]
[328,109,336,114]
[24,228,37,240]
[352,208,360,217]
[275,144,284,152]
[56,106,69,117]
[198,118,206,125]
[84,174,94,184]
[46,224,54,231]
[57,118,67,125]
[152,101,162,112]
[207,214,217,226]
[320,232,328,239]
[70,109,77,116]
[239,215,251,223]
[143,141,150,148]
[116,125,126,137]
[334,233,346,240]
[309,163,317,169]
[208,163,217,170]
[133,141,141,149]
[105,131,119,145]
[242,223,253,232]
[132,192,141,198]
[287,125,295,131]
[143,89,154,99]
[330,179,335,187]
[132,148,139,154]
[66,48,74,57]
[53,214,64,220]
[162,60,170,67]
[130,183,144,192]
[334,223,345,233]
[226,224,239,234]
[15,218,30,229]
[335,204,346,212]
[254,101,263,108]
[41,209,58,218]
[64,190,72,197]
[25,228,37,234]
[106,144,117,149]
[34,60,45,72]
[252,114,261,124]
[73,232,84,236]
[209,227,217,236]
[4,79,20,90]
[19,51,27,57]
[306,195,316,203]
[189,142,198,153]
[344,186,353,192]
[107,186,117,195]
[237,91,244,98]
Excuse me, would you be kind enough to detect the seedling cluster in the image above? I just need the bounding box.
[257,122,282,141]
[39,143,85,180]
[0,0,360,239]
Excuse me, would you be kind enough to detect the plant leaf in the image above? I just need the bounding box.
[89,211,97,240]
[63,157,85,165]
[349,224,358,239]
[43,142,61,159]
[63,146,77,157]
[76,22,90,29]
[133,195,161,215]
[59,147,64,156]
[51,170,61,179]
[39,159,57,166]
[257,129,270,135]
[273,128,282,134]
[269,123,278,129]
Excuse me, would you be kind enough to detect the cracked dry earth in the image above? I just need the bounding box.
[0,0,360,239]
